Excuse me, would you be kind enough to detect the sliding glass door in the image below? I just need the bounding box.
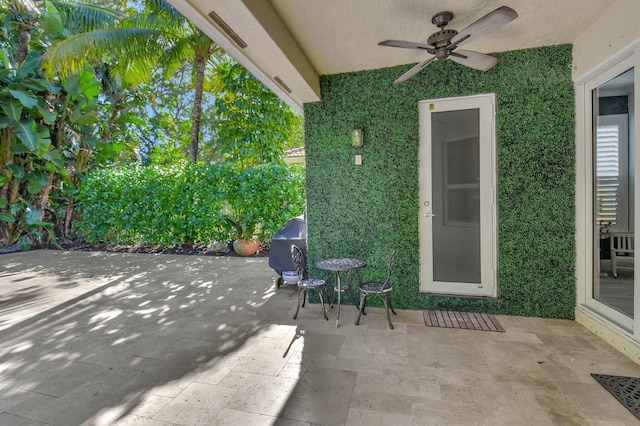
[591,66,636,328]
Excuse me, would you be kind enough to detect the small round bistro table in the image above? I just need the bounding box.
[316,257,366,327]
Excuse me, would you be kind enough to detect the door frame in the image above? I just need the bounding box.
[418,94,498,297]
[578,52,639,332]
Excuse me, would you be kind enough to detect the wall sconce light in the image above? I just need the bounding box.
[351,128,363,147]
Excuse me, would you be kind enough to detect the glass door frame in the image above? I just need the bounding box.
[579,52,639,332]
[418,94,498,297]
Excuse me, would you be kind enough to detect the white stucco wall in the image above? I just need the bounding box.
[572,0,640,80]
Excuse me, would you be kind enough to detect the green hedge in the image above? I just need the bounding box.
[74,164,305,246]
[304,45,575,318]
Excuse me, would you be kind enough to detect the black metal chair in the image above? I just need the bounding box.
[355,250,396,329]
[291,246,328,320]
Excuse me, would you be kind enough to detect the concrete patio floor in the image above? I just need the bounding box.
[1,250,640,425]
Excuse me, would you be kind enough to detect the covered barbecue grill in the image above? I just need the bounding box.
[269,214,306,287]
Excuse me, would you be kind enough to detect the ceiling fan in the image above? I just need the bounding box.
[379,5,518,84]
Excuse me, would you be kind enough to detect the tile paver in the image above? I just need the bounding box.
[1,250,640,425]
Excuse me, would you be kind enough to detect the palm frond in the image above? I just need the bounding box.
[44,27,167,82]
[115,58,157,86]
[144,0,185,22]
[50,1,124,33]
[119,12,186,36]
[203,66,224,94]
[114,34,190,86]
[157,38,193,79]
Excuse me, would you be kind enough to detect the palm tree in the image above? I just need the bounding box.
[186,33,219,163]
[43,0,221,163]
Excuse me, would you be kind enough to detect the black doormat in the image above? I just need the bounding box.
[422,310,504,332]
[592,373,640,420]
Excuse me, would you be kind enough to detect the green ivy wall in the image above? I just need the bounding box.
[304,45,576,318]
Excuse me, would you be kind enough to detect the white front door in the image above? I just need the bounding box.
[418,94,497,297]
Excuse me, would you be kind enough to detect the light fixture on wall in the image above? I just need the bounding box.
[351,128,363,147]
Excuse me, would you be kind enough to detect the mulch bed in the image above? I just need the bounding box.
[4,241,269,258]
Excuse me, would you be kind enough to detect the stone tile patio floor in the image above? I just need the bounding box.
[1,250,639,425]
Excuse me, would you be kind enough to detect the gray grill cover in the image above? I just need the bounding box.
[268,215,306,275]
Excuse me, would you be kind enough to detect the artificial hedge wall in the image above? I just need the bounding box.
[304,44,575,319]
[75,164,305,247]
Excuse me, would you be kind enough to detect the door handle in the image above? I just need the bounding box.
[424,212,435,217]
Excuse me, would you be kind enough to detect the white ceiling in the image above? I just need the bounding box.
[168,0,618,113]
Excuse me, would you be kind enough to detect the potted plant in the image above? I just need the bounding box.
[224,210,261,256]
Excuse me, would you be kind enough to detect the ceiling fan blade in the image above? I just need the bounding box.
[393,56,437,84]
[449,49,499,71]
[450,6,518,47]
[379,40,434,51]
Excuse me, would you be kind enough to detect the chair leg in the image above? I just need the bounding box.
[316,288,329,321]
[301,288,307,307]
[382,294,394,330]
[355,293,367,325]
[387,293,397,315]
[324,287,331,315]
[293,288,305,319]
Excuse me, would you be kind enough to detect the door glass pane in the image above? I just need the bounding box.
[593,68,634,318]
[432,109,481,283]
[447,188,480,222]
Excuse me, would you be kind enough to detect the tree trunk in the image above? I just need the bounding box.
[191,55,208,164]
[189,54,207,164]
[17,26,31,65]
[0,128,13,200]
[63,149,89,237]
[39,172,56,222]
[64,197,74,238]
[10,0,37,66]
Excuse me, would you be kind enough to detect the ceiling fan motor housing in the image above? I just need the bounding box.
[427,29,458,49]
[428,10,457,58]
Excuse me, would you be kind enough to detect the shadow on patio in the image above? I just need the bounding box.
[1,250,639,425]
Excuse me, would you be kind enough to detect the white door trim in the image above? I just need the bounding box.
[418,94,497,297]
[576,46,640,333]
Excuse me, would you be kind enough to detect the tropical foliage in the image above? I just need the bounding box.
[0,0,305,250]
[214,59,303,169]
[75,164,306,246]
[43,0,222,164]
[41,0,303,165]
[0,2,135,249]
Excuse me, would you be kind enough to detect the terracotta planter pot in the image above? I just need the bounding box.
[233,239,261,256]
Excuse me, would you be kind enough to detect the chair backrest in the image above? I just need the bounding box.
[611,233,634,254]
[382,250,396,290]
[291,245,308,281]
